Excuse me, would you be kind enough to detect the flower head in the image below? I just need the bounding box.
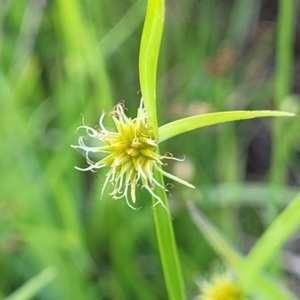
[198,275,245,300]
[72,100,194,209]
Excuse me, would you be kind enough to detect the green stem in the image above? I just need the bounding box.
[139,0,164,132]
[270,0,295,182]
[139,1,185,299]
[269,0,296,214]
[152,170,185,300]
[275,0,295,108]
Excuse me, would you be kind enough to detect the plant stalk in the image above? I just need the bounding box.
[139,0,185,299]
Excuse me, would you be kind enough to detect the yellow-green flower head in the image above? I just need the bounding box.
[72,100,194,209]
[198,275,245,300]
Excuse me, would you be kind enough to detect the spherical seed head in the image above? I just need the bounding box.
[72,100,194,209]
[199,276,245,300]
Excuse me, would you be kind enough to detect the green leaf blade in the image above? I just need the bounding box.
[241,192,300,292]
[139,0,165,132]
[158,111,295,142]
[5,267,56,300]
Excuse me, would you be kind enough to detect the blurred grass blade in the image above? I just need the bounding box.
[240,192,300,291]
[269,0,297,208]
[100,0,145,57]
[187,202,242,266]
[158,111,295,142]
[187,202,297,300]
[275,0,296,109]
[10,0,46,76]
[226,0,259,50]
[192,182,299,208]
[5,267,56,300]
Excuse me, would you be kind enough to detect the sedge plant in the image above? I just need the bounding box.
[72,0,296,299]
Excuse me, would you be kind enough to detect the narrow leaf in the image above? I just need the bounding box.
[158,111,295,142]
[139,0,164,131]
[5,267,56,300]
[241,192,300,291]
[156,167,195,189]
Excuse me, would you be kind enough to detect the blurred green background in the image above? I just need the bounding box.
[1,0,300,299]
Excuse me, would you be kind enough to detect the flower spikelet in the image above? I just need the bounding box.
[72,100,194,209]
[198,275,245,300]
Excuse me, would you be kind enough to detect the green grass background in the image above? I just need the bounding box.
[1,0,300,299]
